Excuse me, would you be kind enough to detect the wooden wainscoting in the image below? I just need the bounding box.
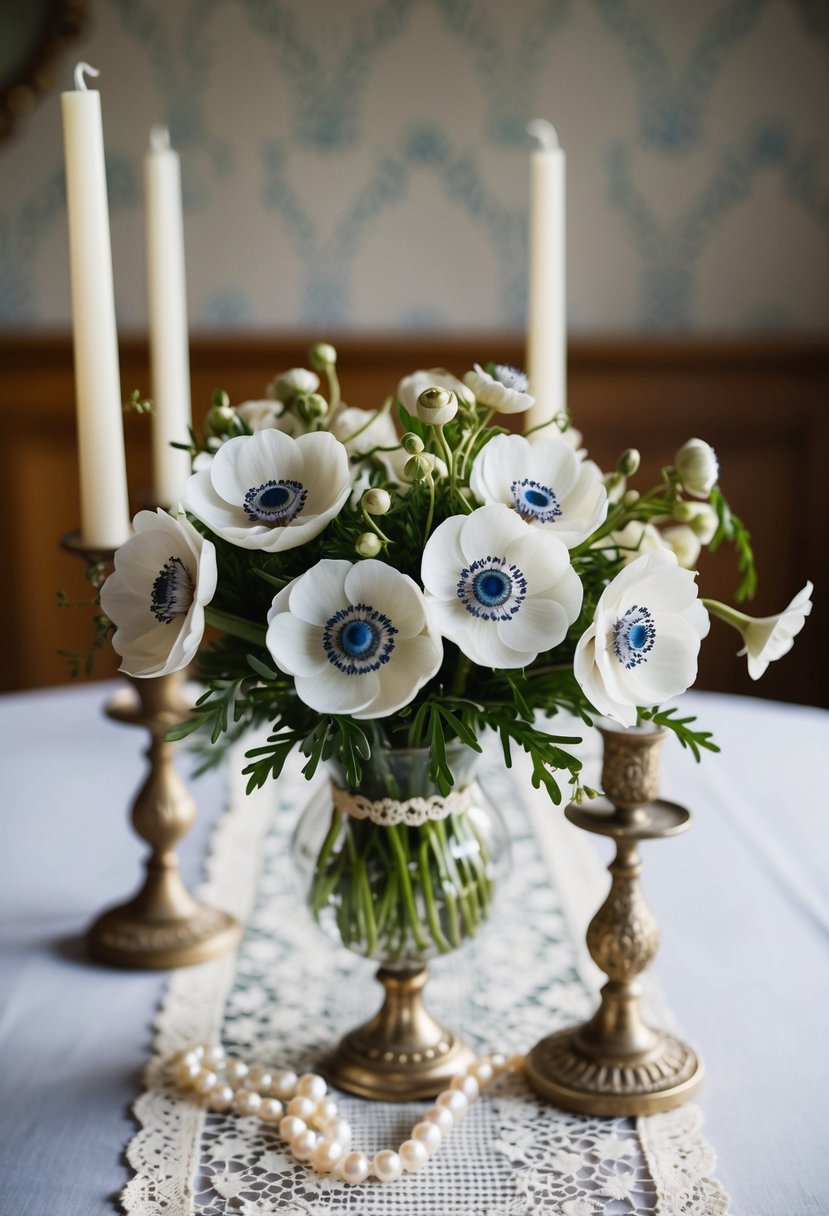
[1,333,826,704]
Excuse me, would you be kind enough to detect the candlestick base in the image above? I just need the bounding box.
[88,897,240,970]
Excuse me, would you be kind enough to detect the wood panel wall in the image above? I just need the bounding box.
[1,334,826,706]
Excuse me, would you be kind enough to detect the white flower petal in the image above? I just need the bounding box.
[620,616,703,704]
[212,431,302,505]
[344,560,427,640]
[356,633,443,719]
[459,503,527,562]
[496,597,570,654]
[421,515,467,600]
[285,560,351,626]
[397,368,474,414]
[266,614,328,678]
[296,431,352,515]
[294,668,380,716]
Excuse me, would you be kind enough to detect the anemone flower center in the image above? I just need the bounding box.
[244,479,307,524]
[150,556,194,624]
[323,603,398,675]
[612,605,656,669]
[493,364,529,393]
[457,556,527,621]
[511,478,563,524]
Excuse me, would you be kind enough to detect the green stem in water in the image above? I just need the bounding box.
[387,825,428,952]
[418,838,452,953]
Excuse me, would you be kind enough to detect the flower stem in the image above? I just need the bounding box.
[204,607,266,648]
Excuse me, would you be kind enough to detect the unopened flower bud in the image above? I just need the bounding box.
[403,455,429,482]
[662,524,702,570]
[362,488,391,516]
[205,401,236,436]
[673,499,695,523]
[623,489,640,507]
[309,343,337,372]
[618,448,640,477]
[401,432,424,455]
[415,386,458,427]
[675,438,719,498]
[355,532,382,557]
[295,392,328,423]
[269,368,320,403]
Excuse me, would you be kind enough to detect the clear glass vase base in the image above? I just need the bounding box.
[525,1027,703,1116]
[321,965,477,1101]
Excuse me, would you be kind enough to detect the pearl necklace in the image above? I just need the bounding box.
[174,1043,525,1184]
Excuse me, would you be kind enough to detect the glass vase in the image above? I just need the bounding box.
[291,742,509,1099]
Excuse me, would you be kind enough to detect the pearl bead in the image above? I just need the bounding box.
[190,1044,205,1060]
[436,1089,468,1120]
[193,1069,218,1096]
[311,1139,344,1173]
[258,1098,283,1123]
[399,1139,429,1172]
[270,1070,298,1100]
[507,1052,525,1073]
[470,1060,494,1087]
[180,1049,201,1068]
[203,1044,226,1069]
[423,1105,454,1134]
[311,1096,339,1128]
[373,1149,403,1183]
[287,1095,317,1121]
[279,1115,306,1142]
[247,1066,273,1091]
[489,1052,508,1075]
[450,1074,479,1101]
[175,1060,201,1088]
[207,1083,234,1112]
[225,1059,249,1085]
[232,1089,261,1117]
[322,1117,351,1148]
[411,1121,442,1154]
[291,1129,318,1161]
[296,1073,327,1102]
[339,1151,370,1185]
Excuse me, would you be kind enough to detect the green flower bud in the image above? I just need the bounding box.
[401,432,424,455]
[403,454,429,482]
[617,448,640,476]
[309,342,337,372]
[355,532,382,557]
[211,388,230,410]
[623,489,640,507]
[295,391,328,424]
[362,488,391,516]
[673,500,695,523]
[204,402,236,436]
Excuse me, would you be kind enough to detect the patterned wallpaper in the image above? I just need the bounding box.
[1,0,828,333]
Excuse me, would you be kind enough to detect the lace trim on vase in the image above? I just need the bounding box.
[331,781,474,825]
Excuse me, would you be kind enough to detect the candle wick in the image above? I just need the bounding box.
[149,124,171,153]
[74,62,101,92]
[527,119,559,151]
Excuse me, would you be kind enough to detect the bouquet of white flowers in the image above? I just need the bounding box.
[98,345,812,963]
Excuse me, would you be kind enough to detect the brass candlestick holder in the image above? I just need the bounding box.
[525,726,703,1116]
[323,965,476,1101]
[63,533,241,969]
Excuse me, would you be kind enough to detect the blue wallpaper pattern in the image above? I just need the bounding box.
[0,0,826,332]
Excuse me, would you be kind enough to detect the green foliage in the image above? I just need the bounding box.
[709,487,757,601]
[637,706,720,761]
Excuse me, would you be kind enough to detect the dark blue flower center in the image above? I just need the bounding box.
[458,556,527,621]
[612,605,656,670]
[511,478,562,524]
[323,603,398,674]
[244,479,306,524]
[150,556,194,624]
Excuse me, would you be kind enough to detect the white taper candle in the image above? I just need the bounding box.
[524,118,566,437]
[61,62,131,548]
[145,124,192,507]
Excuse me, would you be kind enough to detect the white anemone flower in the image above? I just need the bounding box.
[185,429,350,552]
[266,559,442,719]
[236,399,285,432]
[470,434,608,548]
[421,504,582,669]
[463,363,535,415]
[100,509,217,678]
[574,550,710,727]
[705,583,813,680]
[331,406,397,455]
[397,368,474,415]
[675,438,719,498]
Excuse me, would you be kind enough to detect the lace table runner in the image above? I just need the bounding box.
[122,738,729,1216]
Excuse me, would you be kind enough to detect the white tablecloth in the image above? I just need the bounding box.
[0,683,827,1215]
